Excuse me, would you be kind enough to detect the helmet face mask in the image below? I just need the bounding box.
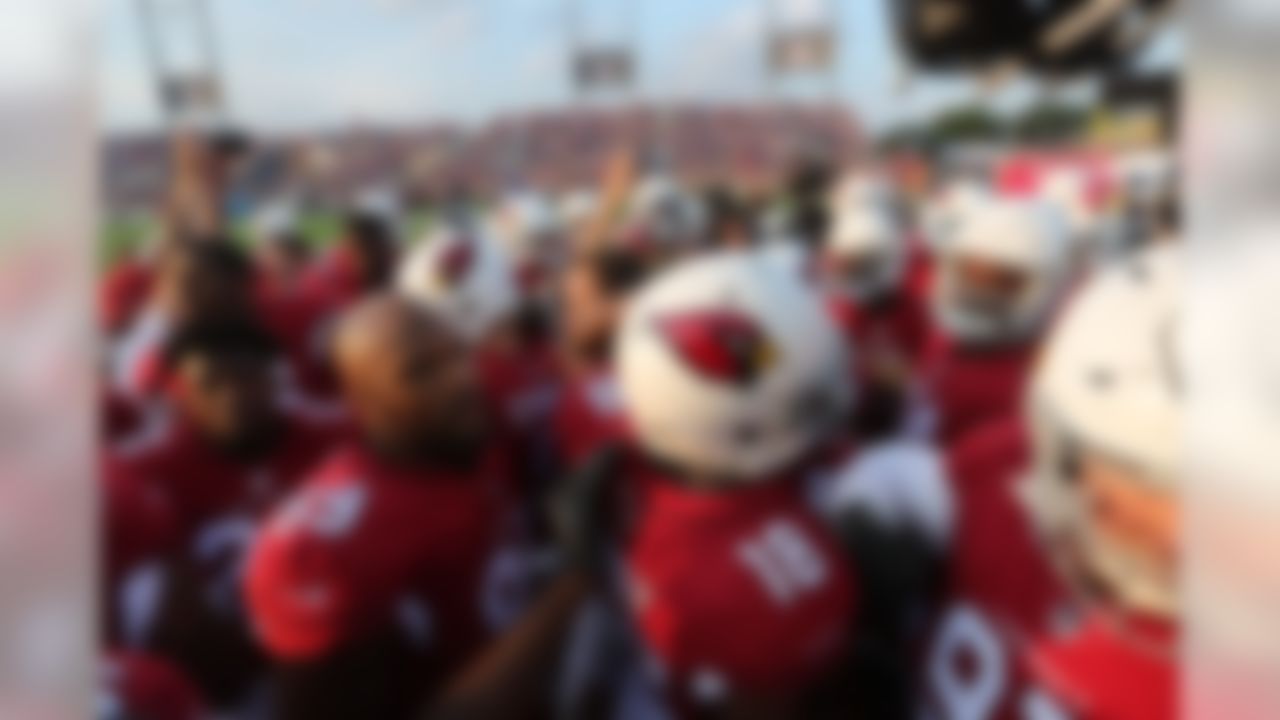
[934,200,1068,345]
[1028,426,1181,624]
[937,254,1037,342]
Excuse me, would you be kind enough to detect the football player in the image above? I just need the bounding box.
[398,225,561,534]
[821,203,933,439]
[910,413,1066,720]
[1018,245,1182,719]
[112,320,346,707]
[552,242,652,470]
[299,210,399,316]
[112,240,257,399]
[494,191,567,307]
[606,251,860,718]
[244,296,525,719]
[398,225,558,433]
[620,175,709,258]
[923,199,1074,445]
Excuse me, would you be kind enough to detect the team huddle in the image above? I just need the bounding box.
[99,137,1183,720]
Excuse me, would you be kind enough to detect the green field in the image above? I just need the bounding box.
[101,210,436,268]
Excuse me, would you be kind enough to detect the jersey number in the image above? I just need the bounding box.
[735,519,829,607]
[927,604,1072,720]
[274,484,368,539]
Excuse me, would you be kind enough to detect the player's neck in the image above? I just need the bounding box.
[362,432,483,475]
[208,419,285,462]
[642,451,761,493]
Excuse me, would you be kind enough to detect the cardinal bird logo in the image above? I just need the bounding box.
[437,239,476,287]
[655,309,777,386]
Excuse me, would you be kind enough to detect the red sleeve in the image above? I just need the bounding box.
[106,651,204,720]
[244,515,360,661]
[100,261,153,333]
[103,455,179,587]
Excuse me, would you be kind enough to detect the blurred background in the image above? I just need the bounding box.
[8,1,1264,719]
[98,0,1178,260]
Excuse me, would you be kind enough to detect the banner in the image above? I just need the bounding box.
[768,26,837,73]
[573,46,635,91]
[159,73,222,115]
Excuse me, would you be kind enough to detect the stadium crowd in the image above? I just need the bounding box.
[99,126,1182,720]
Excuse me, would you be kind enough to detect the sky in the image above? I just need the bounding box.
[98,0,1182,135]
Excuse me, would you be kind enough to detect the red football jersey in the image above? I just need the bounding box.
[245,442,517,667]
[115,410,345,542]
[103,388,150,444]
[1027,614,1177,720]
[101,258,155,335]
[102,453,179,600]
[256,279,340,400]
[102,651,204,720]
[554,365,629,470]
[478,341,560,436]
[621,461,855,713]
[922,333,1036,446]
[825,285,932,386]
[919,417,1067,720]
[298,247,367,318]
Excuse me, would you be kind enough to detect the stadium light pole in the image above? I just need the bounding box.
[134,0,174,127]
[566,0,582,105]
[827,0,843,107]
[193,0,229,123]
[133,0,230,129]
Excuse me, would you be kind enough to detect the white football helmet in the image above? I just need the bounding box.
[617,251,851,482]
[1024,244,1181,620]
[497,192,564,255]
[623,176,707,249]
[493,192,565,296]
[932,199,1072,344]
[824,205,907,302]
[830,171,893,216]
[1040,169,1102,245]
[396,226,517,343]
[922,179,988,253]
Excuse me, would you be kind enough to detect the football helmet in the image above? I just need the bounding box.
[496,192,564,257]
[1024,244,1181,620]
[824,204,907,302]
[493,192,565,297]
[617,251,851,482]
[622,176,707,250]
[932,198,1071,344]
[922,179,988,252]
[1040,169,1099,241]
[830,171,894,218]
[396,226,517,343]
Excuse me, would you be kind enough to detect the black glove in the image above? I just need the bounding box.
[831,508,948,720]
[548,444,626,581]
